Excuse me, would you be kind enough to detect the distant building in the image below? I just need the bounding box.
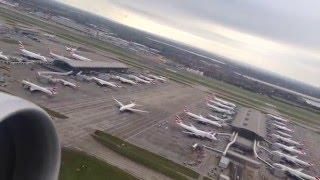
[186,68,204,76]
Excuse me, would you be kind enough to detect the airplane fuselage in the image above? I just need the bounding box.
[177,122,217,140]
[209,100,234,110]
[273,151,311,167]
[22,80,54,96]
[0,52,9,60]
[71,53,92,61]
[273,142,304,155]
[92,77,118,88]
[21,49,47,61]
[207,103,233,115]
[128,75,150,84]
[213,97,236,108]
[185,111,222,128]
[273,163,316,180]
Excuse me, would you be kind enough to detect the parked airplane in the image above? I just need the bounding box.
[272,134,302,146]
[113,98,148,113]
[208,99,234,111]
[19,41,47,62]
[184,107,222,128]
[272,163,318,180]
[49,50,74,62]
[175,115,217,140]
[91,77,119,88]
[208,114,231,122]
[128,75,151,84]
[56,79,77,88]
[273,142,305,155]
[65,46,77,52]
[276,131,292,138]
[38,70,73,76]
[207,102,234,115]
[113,75,137,85]
[272,151,312,167]
[148,74,167,82]
[76,71,93,81]
[211,95,236,108]
[138,74,154,82]
[272,121,287,127]
[268,114,289,123]
[273,124,294,133]
[22,80,56,96]
[0,51,9,60]
[66,47,92,61]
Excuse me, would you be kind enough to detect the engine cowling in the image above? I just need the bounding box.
[0,92,60,180]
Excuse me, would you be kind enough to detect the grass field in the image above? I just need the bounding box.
[0,6,319,129]
[93,130,200,180]
[59,148,138,180]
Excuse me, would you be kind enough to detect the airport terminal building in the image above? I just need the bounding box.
[53,58,128,73]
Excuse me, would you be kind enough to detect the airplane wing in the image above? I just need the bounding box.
[127,107,149,113]
[113,98,124,107]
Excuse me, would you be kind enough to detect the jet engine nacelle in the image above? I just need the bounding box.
[0,92,60,180]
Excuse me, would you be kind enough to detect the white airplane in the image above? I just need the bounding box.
[22,80,56,96]
[273,142,306,155]
[148,74,167,82]
[273,121,287,127]
[65,46,77,52]
[91,77,119,88]
[208,99,234,111]
[211,95,236,108]
[175,115,217,141]
[208,114,231,122]
[113,98,148,113]
[0,51,9,61]
[272,151,312,167]
[66,47,92,61]
[56,79,77,89]
[272,134,302,147]
[128,75,151,84]
[268,114,289,123]
[19,42,47,62]
[273,124,294,133]
[38,70,73,76]
[273,163,318,180]
[49,50,74,62]
[113,75,137,85]
[184,107,222,128]
[76,71,93,81]
[138,74,154,82]
[276,131,292,138]
[207,102,234,115]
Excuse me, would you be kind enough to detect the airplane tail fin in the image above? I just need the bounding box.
[18,41,24,50]
[183,106,189,113]
[49,87,58,95]
[175,115,182,124]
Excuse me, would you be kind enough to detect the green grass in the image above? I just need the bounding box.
[203,176,213,180]
[93,130,199,180]
[0,38,19,44]
[41,106,68,119]
[59,148,138,180]
[0,6,319,128]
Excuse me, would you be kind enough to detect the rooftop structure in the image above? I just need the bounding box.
[53,58,128,73]
[231,108,266,141]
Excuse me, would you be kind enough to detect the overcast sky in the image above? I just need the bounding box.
[57,0,320,86]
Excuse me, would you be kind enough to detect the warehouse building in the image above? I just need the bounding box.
[53,58,128,73]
